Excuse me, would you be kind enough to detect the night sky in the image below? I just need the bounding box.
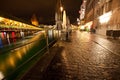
[0,0,82,25]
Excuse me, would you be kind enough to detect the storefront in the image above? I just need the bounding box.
[97,11,112,35]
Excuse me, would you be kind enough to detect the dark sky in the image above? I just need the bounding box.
[0,0,82,25]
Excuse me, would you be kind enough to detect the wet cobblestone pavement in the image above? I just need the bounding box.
[42,30,120,80]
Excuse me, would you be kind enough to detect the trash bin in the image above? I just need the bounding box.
[112,30,120,38]
[106,30,113,36]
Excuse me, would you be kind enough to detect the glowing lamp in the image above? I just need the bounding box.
[60,6,63,12]
[0,17,4,21]
[99,11,112,24]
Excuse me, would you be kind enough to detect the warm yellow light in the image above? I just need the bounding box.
[0,16,41,30]
[99,11,112,23]
[80,25,85,30]
[60,6,63,12]
[85,21,93,29]
[14,21,19,25]
[9,20,13,23]
[0,72,4,80]
[0,17,4,21]
[20,23,22,26]
[86,21,93,26]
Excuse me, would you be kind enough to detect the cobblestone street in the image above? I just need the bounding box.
[1,0,120,80]
[42,30,120,80]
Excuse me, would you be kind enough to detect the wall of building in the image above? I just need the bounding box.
[85,0,120,36]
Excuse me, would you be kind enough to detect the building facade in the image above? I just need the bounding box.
[85,0,120,35]
[31,14,39,26]
[79,0,87,25]
[80,0,86,20]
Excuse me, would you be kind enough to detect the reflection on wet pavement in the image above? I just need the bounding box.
[43,30,120,80]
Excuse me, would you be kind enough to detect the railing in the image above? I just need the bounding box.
[3,38,57,80]
[106,30,120,39]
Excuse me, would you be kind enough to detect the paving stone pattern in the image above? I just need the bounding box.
[42,30,120,80]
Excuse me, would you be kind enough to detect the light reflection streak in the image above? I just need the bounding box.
[0,33,43,79]
[7,38,11,45]
[48,30,53,39]
[16,51,22,59]
[7,56,16,67]
[0,63,5,74]
[0,71,4,80]
[91,42,107,64]
[53,30,61,38]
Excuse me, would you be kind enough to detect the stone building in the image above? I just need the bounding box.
[85,0,120,35]
[31,14,39,26]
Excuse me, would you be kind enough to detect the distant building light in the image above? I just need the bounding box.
[99,11,112,24]
[60,6,63,12]
[85,21,93,29]
[0,17,4,21]
[84,0,86,2]
[80,25,85,30]
[77,18,80,22]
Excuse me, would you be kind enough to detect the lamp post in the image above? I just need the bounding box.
[60,0,63,20]
[55,0,64,40]
[44,27,49,53]
[60,6,63,12]
[58,6,63,39]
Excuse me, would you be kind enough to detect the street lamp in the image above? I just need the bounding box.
[44,26,49,53]
[60,6,63,12]
[99,11,112,24]
[60,6,63,21]
[57,6,63,39]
